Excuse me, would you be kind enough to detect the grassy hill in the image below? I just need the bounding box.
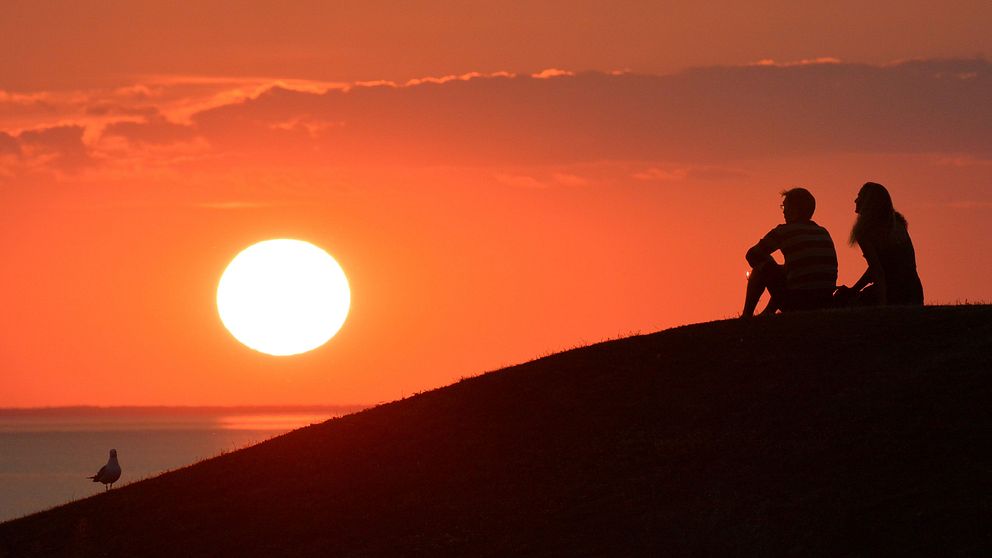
[2,306,990,556]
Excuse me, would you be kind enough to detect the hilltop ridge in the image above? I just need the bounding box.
[2,306,990,556]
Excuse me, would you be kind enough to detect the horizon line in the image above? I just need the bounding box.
[0,404,371,416]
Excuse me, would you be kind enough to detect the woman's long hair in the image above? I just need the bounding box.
[849,182,908,246]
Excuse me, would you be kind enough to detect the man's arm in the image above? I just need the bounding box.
[746,229,779,269]
[746,244,773,268]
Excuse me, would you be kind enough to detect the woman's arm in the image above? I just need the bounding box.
[859,242,887,305]
[851,268,872,292]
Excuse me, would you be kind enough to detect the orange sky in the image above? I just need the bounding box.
[2,2,991,406]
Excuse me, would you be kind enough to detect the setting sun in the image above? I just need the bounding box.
[216,239,351,356]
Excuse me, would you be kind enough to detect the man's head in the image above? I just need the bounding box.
[780,187,815,223]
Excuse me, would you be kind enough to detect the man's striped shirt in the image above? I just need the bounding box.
[757,220,838,290]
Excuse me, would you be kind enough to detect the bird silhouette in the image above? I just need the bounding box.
[88,449,121,491]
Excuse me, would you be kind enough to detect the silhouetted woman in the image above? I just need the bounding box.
[838,182,923,306]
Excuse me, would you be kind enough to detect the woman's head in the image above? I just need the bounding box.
[850,182,901,246]
[855,182,894,220]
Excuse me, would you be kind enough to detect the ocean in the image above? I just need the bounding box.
[0,406,365,523]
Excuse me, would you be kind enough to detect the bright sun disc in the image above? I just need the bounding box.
[217,239,351,356]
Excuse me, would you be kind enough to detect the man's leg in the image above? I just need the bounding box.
[761,263,788,314]
[743,259,786,317]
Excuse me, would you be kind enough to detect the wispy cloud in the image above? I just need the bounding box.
[551,172,589,187]
[404,71,515,87]
[633,164,748,182]
[188,57,992,165]
[192,201,284,210]
[532,68,575,79]
[633,167,688,181]
[16,125,90,170]
[933,155,992,168]
[494,170,593,189]
[495,172,548,189]
[103,117,198,145]
[748,57,842,67]
[0,132,19,155]
[945,200,992,209]
[3,58,990,177]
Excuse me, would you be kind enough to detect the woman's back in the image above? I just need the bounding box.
[860,214,923,305]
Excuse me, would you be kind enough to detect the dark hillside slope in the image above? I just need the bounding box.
[2,306,991,556]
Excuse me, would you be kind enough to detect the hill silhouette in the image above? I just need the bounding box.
[2,306,990,556]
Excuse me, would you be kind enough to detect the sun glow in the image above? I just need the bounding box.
[216,239,350,356]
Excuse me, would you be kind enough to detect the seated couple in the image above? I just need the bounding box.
[742,182,924,317]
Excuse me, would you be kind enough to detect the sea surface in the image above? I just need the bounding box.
[0,406,365,523]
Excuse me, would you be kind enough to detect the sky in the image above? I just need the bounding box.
[2,1,991,407]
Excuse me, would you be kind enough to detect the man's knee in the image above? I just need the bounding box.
[746,249,775,270]
[750,261,784,282]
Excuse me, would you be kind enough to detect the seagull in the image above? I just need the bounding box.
[88,449,122,491]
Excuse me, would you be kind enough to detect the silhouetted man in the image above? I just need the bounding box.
[742,188,838,317]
